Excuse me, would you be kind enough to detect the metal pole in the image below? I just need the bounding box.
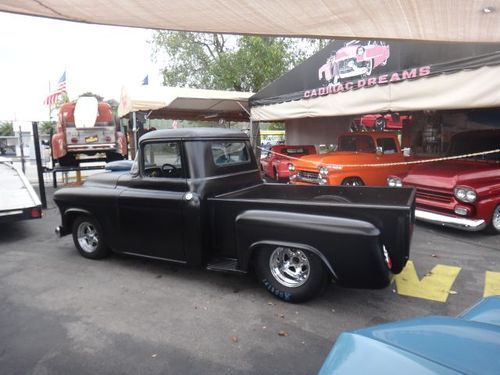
[18,125,25,173]
[32,122,47,209]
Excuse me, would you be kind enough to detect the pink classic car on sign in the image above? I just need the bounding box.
[319,41,390,84]
[260,144,316,181]
[388,129,500,234]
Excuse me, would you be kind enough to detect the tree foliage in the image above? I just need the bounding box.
[79,92,104,102]
[39,121,55,135]
[151,32,330,92]
[0,121,14,136]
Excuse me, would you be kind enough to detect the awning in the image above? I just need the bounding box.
[1,1,500,43]
[118,86,253,122]
[250,39,500,121]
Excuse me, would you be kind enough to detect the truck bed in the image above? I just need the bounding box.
[209,183,415,276]
[0,159,42,222]
[213,183,414,207]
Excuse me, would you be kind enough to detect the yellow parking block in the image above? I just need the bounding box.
[394,261,461,302]
[484,271,500,297]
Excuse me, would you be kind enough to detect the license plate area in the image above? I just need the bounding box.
[85,135,98,143]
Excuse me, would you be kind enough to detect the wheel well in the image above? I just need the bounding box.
[64,210,94,232]
[341,176,364,185]
[248,242,336,279]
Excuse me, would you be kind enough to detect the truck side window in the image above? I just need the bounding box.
[377,138,397,154]
[142,142,184,178]
[211,142,250,166]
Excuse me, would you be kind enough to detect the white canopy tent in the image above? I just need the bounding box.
[2,0,500,43]
[118,86,253,122]
[251,65,500,121]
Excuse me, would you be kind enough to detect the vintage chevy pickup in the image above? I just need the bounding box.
[54,128,415,302]
[388,129,500,234]
[289,132,408,186]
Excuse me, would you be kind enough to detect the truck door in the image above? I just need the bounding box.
[118,141,188,261]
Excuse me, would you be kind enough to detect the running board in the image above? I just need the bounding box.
[206,257,246,274]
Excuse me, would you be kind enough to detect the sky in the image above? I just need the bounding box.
[0,12,163,123]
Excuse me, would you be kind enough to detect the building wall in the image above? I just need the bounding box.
[285,116,352,146]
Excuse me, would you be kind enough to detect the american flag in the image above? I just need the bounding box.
[44,71,67,106]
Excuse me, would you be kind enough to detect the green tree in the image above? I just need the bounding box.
[0,121,14,136]
[79,92,104,102]
[151,31,329,92]
[39,121,55,135]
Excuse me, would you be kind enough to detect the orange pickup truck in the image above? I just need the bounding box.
[289,132,408,186]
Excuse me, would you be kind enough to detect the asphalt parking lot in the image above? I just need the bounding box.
[1,187,499,375]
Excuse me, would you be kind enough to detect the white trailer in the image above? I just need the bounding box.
[0,157,42,223]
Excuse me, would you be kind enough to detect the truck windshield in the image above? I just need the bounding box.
[212,142,250,166]
[447,133,500,161]
[337,135,375,153]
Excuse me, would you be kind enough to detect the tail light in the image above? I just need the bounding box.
[382,245,392,269]
[31,207,42,218]
[71,137,78,144]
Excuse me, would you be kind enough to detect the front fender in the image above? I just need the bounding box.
[235,210,391,288]
[59,208,93,236]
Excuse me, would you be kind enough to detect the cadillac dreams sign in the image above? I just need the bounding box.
[251,39,500,107]
[305,40,430,99]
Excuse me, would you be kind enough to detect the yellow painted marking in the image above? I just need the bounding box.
[484,271,500,297]
[394,261,461,302]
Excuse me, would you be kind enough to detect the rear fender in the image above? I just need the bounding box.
[235,210,389,287]
[52,132,67,159]
[249,240,337,279]
[116,132,127,156]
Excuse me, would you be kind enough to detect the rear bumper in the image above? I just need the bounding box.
[0,206,42,223]
[55,225,70,237]
[416,209,486,232]
[67,143,116,152]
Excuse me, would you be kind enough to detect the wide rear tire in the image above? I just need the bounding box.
[255,246,329,303]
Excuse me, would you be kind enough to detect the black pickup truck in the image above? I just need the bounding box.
[54,128,415,302]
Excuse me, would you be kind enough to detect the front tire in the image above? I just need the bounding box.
[486,205,500,235]
[72,216,110,259]
[255,246,329,303]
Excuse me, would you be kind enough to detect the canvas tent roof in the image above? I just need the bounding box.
[1,1,500,43]
[250,39,500,121]
[118,86,253,122]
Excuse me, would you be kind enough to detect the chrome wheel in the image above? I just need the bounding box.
[77,221,99,253]
[269,247,310,288]
[493,205,500,231]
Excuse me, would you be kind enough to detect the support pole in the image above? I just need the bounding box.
[250,120,261,160]
[32,122,47,209]
[18,125,25,173]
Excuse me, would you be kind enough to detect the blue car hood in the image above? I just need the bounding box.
[319,297,500,375]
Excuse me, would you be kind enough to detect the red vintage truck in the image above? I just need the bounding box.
[260,144,316,181]
[52,97,127,166]
[388,129,500,234]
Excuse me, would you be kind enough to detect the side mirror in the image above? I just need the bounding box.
[403,147,411,157]
[376,146,383,156]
